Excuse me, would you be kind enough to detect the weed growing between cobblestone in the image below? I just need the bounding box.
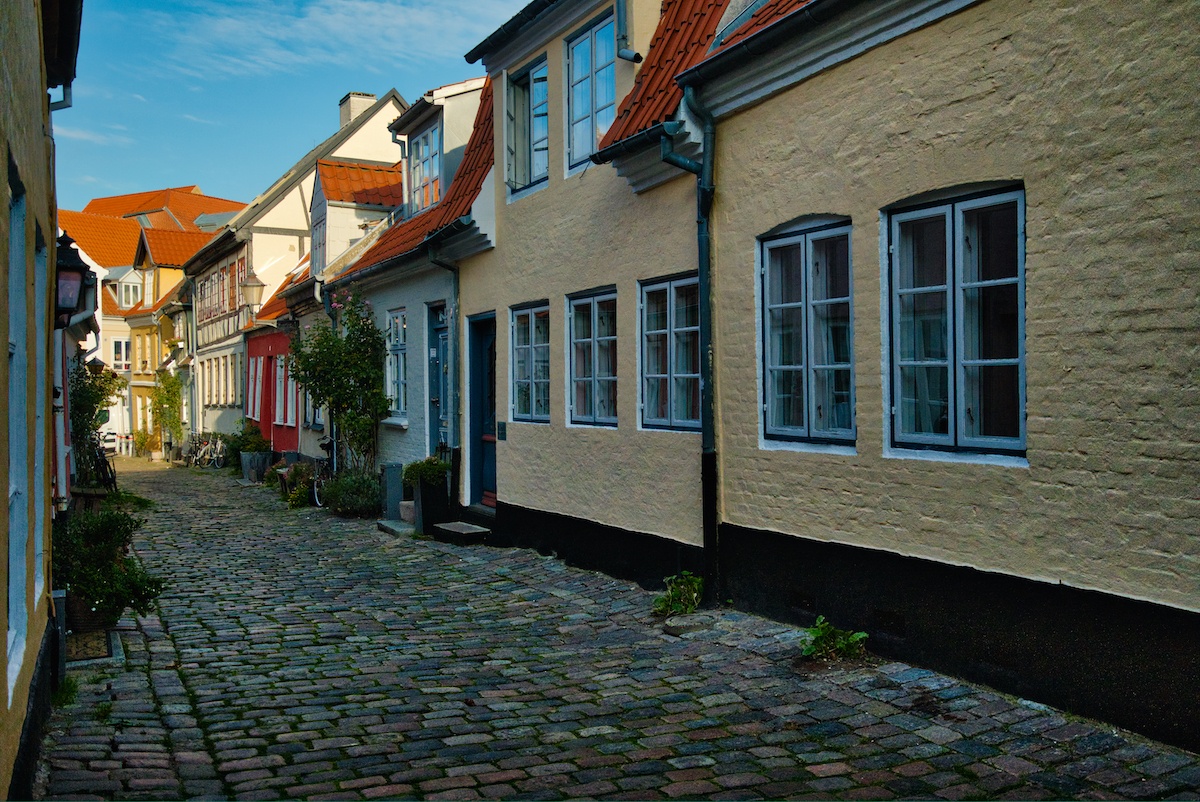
[101,489,155,512]
[50,676,77,707]
[801,615,868,660]
[653,570,703,617]
[93,701,112,722]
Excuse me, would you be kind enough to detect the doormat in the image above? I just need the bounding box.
[66,630,111,662]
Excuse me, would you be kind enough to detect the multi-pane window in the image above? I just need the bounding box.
[507,60,549,191]
[246,357,258,419]
[409,121,441,213]
[285,361,297,426]
[120,281,141,308]
[890,189,1025,453]
[762,225,855,442]
[512,304,550,422]
[113,339,131,371]
[569,293,617,425]
[386,308,408,416]
[641,276,700,430]
[567,16,616,167]
[274,357,285,422]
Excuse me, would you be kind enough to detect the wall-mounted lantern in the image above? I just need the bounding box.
[55,233,90,319]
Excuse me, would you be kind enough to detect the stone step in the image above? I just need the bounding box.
[431,521,490,546]
[398,500,416,524]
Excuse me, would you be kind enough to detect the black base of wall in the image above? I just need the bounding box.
[720,523,1200,753]
[7,624,55,801]
[494,502,705,590]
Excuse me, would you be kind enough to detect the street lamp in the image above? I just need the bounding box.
[240,268,266,317]
[55,233,90,321]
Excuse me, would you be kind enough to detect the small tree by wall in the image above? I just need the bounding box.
[150,371,184,452]
[289,291,388,473]
[67,357,127,486]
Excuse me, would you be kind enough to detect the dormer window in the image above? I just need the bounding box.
[567,15,616,167]
[409,121,441,213]
[507,59,549,191]
[120,280,142,309]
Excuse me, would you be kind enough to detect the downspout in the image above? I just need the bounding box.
[322,289,339,474]
[660,86,719,602]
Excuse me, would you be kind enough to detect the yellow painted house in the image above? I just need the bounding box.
[125,229,210,451]
[2,0,84,796]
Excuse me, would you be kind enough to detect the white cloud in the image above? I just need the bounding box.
[182,114,218,125]
[131,93,148,102]
[142,0,527,79]
[54,126,134,146]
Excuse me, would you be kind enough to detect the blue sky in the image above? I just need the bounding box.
[54,0,529,212]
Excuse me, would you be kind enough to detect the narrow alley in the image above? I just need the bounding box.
[36,460,1200,801]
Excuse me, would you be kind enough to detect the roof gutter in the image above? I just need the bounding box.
[465,0,560,64]
[675,0,850,88]
[325,216,475,292]
[590,121,683,166]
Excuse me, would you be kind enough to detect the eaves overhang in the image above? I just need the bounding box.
[326,216,478,292]
[182,228,237,277]
[43,0,84,88]
[465,0,562,64]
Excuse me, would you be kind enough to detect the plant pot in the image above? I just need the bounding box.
[65,592,116,633]
[241,451,272,483]
[413,478,451,535]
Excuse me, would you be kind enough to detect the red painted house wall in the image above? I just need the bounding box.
[245,329,299,453]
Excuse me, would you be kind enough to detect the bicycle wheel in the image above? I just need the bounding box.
[213,448,226,469]
[312,478,326,507]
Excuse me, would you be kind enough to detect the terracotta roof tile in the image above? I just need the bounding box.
[702,0,817,59]
[244,255,310,330]
[82,186,245,231]
[142,229,217,268]
[100,285,125,317]
[58,209,142,268]
[339,78,495,279]
[318,160,406,207]
[597,0,733,150]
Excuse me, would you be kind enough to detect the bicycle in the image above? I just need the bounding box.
[188,435,228,469]
[312,436,334,507]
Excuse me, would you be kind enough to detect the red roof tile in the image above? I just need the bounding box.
[82,186,245,231]
[58,209,142,268]
[702,0,817,59]
[339,78,495,279]
[317,160,406,207]
[100,285,126,317]
[597,0,733,150]
[142,229,216,268]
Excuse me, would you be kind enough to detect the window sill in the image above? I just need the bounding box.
[303,423,324,432]
[506,178,548,205]
[760,439,857,457]
[509,418,550,426]
[883,445,1029,469]
[382,416,409,430]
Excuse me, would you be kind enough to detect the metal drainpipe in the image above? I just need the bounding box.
[660,86,719,602]
[322,289,339,474]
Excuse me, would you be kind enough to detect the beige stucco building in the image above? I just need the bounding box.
[459,0,710,575]
[662,0,1198,750]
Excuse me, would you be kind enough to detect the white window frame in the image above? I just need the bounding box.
[507,58,550,193]
[888,188,1026,454]
[311,218,327,277]
[120,280,141,309]
[274,357,285,423]
[760,224,856,443]
[386,308,408,417]
[566,14,617,168]
[640,275,701,431]
[253,357,264,420]
[285,361,297,427]
[511,303,551,423]
[568,292,617,426]
[409,120,441,214]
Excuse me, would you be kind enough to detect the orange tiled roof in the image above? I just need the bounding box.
[100,285,126,317]
[143,229,216,268]
[244,256,310,330]
[58,209,142,268]
[317,160,406,207]
[703,0,818,59]
[338,78,494,279]
[598,0,733,151]
[82,186,245,231]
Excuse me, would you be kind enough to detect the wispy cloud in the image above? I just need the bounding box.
[54,126,135,146]
[131,93,148,102]
[141,0,525,79]
[182,114,218,125]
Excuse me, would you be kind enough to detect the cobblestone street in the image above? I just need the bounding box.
[36,459,1200,801]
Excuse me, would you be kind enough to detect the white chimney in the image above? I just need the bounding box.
[339,92,376,128]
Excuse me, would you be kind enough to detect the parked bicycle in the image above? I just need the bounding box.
[187,434,227,469]
[312,436,334,507]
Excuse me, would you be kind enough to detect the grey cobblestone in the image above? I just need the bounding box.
[33,460,1200,800]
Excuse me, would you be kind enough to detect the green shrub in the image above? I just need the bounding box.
[402,456,450,487]
[653,571,703,617]
[801,615,868,660]
[285,462,314,508]
[52,510,164,628]
[264,459,286,489]
[322,471,382,518]
[230,418,272,454]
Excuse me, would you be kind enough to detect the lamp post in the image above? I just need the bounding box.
[240,268,266,321]
[55,233,90,327]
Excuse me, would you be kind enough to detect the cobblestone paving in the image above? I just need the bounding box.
[37,459,1200,801]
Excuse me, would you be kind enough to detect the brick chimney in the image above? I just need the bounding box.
[339,92,376,128]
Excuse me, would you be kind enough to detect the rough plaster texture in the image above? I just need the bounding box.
[461,7,702,543]
[711,0,1199,611]
[1,0,56,791]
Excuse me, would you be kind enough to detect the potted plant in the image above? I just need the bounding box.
[234,419,273,483]
[51,510,164,632]
[403,456,451,535]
